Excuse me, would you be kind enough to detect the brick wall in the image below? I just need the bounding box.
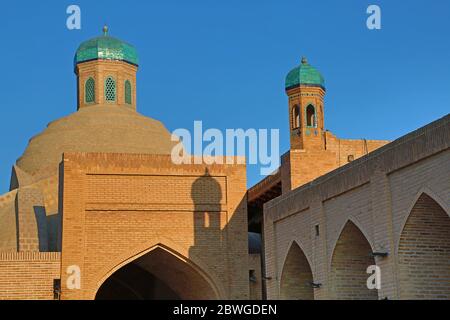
[60,153,248,300]
[0,252,60,300]
[264,115,450,300]
[281,131,389,193]
[288,149,338,190]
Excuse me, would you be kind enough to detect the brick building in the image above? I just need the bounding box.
[0,28,448,300]
[0,28,248,300]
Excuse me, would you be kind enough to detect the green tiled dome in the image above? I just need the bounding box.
[75,26,139,67]
[285,57,325,90]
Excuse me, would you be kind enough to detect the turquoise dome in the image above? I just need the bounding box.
[74,27,139,67]
[285,57,325,90]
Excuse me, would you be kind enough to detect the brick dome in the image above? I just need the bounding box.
[16,106,177,177]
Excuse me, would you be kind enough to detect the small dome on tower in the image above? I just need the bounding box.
[74,26,139,67]
[285,57,325,91]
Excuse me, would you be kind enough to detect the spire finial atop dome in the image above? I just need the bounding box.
[103,25,108,36]
[301,56,308,65]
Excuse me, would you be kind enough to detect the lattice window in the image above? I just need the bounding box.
[85,78,95,103]
[105,76,116,102]
[125,80,132,105]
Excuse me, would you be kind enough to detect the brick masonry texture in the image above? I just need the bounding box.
[264,115,450,300]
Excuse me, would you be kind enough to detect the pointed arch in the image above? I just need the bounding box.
[279,241,314,300]
[397,192,450,299]
[330,220,378,300]
[292,105,300,129]
[91,236,225,300]
[330,217,375,262]
[305,104,316,128]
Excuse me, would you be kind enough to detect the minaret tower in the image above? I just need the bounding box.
[285,57,326,150]
[74,26,139,110]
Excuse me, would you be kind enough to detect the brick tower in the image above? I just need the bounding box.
[278,57,389,192]
[281,57,334,191]
[285,57,326,151]
[75,26,138,110]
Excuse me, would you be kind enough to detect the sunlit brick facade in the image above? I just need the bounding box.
[0,30,448,300]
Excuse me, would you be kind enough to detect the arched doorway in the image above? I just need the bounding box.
[96,246,219,300]
[398,193,450,299]
[280,242,314,300]
[330,221,378,300]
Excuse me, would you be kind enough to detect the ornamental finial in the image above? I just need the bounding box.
[301,56,308,64]
[103,25,108,36]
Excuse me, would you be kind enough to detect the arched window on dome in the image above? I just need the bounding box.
[105,76,117,102]
[85,78,95,104]
[125,80,132,105]
[292,105,300,129]
[306,104,316,128]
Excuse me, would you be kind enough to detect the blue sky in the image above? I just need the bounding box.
[0,0,449,192]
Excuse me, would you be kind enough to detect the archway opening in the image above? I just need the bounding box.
[280,242,314,300]
[330,221,377,300]
[398,193,450,300]
[306,105,316,127]
[96,246,218,300]
[292,105,300,129]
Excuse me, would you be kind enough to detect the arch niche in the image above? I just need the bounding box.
[279,241,314,300]
[95,245,220,300]
[398,193,450,300]
[330,220,378,300]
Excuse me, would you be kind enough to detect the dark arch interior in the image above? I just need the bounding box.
[95,247,217,300]
[96,262,179,300]
[398,193,450,299]
[293,105,300,129]
[306,105,315,127]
